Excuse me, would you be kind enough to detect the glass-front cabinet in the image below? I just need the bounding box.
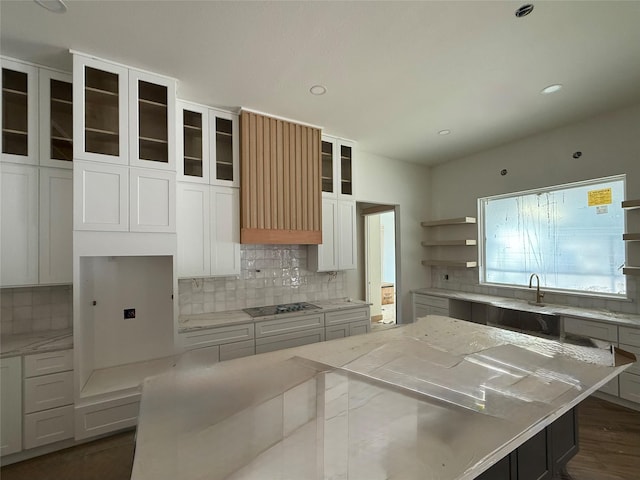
[340,143,353,196]
[1,58,38,165]
[40,69,73,168]
[321,140,334,194]
[73,54,128,165]
[129,69,176,170]
[320,135,354,198]
[210,109,238,187]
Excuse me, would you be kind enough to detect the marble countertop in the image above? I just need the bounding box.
[131,317,634,480]
[413,288,640,327]
[178,298,370,333]
[0,328,73,358]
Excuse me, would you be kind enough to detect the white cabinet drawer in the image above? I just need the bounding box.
[24,349,73,378]
[255,327,325,354]
[23,405,74,449]
[428,307,450,316]
[598,376,619,396]
[563,317,618,342]
[619,372,640,404]
[326,324,349,341]
[181,323,254,350]
[325,307,369,326]
[414,294,449,310]
[349,319,370,336]
[619,326,640,348]
[24,371,73,413]
[219,340,255,361]
[255,313,324,338]
[75,394,140,440]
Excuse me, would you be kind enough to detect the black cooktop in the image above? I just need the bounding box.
[243,302,320,318]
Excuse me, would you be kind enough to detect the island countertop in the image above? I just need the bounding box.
[131,316,634,480]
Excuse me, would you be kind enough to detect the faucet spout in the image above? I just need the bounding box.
[528,273,545,304]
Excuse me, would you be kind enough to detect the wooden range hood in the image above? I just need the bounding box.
[240,110,322,244]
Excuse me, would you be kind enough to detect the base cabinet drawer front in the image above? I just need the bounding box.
[326,324,349,341]
[255,313,324,338]
[563,317,618,342]
[619,326,640,348]
[75,395,140,440]
[428,307,450,316]
[24,350,73,378]
[414,305,430,320]
[24,371,74,414]
[23,405,74,449]
[414,294,449,310]
[598,376,619,396]
[324,307,369,326]
[255,328,325,354]
[219,340,255,361]
[620,372,640,403]
[1,356,22,456]
[349,320,370,336]
[181,323,254,350]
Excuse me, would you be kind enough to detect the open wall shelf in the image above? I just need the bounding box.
[421,216,478,268]
[421,217,476,227]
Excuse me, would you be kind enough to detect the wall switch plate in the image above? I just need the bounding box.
[124,308,136,319]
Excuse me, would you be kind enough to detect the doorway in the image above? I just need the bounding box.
[363,205,397,326]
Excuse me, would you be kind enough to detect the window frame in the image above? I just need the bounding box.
[477,174,627,299]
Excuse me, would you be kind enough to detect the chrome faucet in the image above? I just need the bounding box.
[528,273,545,304]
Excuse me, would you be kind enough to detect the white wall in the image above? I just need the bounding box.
[348,150,431,323]
[428,102,640,313]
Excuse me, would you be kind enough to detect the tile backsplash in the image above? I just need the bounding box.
[1,285,73,335]
[430,267,639,314]
[179,245,346,315]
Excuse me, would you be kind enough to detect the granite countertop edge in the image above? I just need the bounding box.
[178,298,371,333]
[412,288,640,328]
[0,328,74,359]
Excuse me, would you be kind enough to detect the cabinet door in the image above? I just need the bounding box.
[210,109,239,187]
[74,160,128,231]
[129,69,176,170]
[326,323,349,341]
[129,168,176,233]
[516,428,553,480]
[1,58,38,165]
[73,54,128,165]
[338,140,354,197]
[210,186,240,275]
[338,200,357,270]
[349,320,370,336]
[177,101,209,183]
[24,405,74,450]
[0,356,22,456]
[313,197,339,271]
[39,68,73,168]
[177,182,210,277]
[320,137,337,197]
[1,163,39,286]
[39,167,72,284]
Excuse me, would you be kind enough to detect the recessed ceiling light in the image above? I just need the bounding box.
[515,4,534,18]
[310,85,327,95]
[34,0,67,13]
[541,84,563,95]
[438,129,451,136]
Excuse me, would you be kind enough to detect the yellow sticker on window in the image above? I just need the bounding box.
[588,188,612,206]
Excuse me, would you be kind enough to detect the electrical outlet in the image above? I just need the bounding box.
[124,308,136,319]
[442,274,449,281]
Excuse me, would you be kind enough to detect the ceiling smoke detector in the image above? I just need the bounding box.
[515,4,534,18]
[309,85,327,96]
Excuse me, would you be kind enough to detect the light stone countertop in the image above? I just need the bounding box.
[178,298,370,333]
[131,316,634,480]
[0,328,73,358]
[413,288,640,328]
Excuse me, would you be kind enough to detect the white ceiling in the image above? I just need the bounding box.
[2,1,640,166]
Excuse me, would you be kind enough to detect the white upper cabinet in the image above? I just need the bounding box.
[39,167,73,284]
[129,69,176,170]
[177,102,238,187]
[309,198,357,272]
[210,186,240,275]
[177,101,209,183]
[129,167,176,233]
[337,199,357,269]
[73,54,129,165]
[1,163,39,286]
[1,57,38,165]
[321,135,355,198]
[39,69,73,168]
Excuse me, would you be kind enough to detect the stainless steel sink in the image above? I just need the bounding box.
[486,306,561,338]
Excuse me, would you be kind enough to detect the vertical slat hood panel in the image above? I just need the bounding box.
[240,111,322,244]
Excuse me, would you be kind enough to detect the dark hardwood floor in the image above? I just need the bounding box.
[1,396,638,480]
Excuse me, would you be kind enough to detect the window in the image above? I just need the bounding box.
[479,175,626,296]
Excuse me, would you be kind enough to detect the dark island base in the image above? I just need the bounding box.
[477,408,578,480]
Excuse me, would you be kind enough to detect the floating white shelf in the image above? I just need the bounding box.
[422,239,477,246]
[421,217,476,227]
[421,260,477,268]
[623,267,640,276]
[622,199,640,209]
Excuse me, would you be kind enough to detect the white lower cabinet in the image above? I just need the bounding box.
[0,163,39,286]
[309,198,356,272]
[75,395,140,441]
[24,405,74,450]
[255,328,326,354]
[413,293,449,320]
[620,372,640,403]
[324,307,371,341]
[180,322,254,351]
[1,357,22,456]
[177,182,240,277]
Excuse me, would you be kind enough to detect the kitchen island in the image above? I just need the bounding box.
[130,316,634,480]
